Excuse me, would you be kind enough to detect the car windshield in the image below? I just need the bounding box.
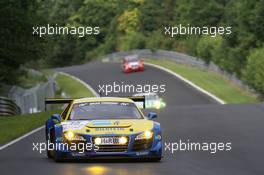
[125,56,139,62]
[69,102,143,120]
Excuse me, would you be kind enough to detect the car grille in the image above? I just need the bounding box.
[132,139,153,151]
[92,136,129,152]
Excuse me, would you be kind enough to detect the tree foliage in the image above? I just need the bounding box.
[0,0,46,84]
[242,47,264,94]
[1,0,264,95]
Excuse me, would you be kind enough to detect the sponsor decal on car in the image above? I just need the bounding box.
[92,121,112,126]
[136,151,149,156]
[62,121,90,131]
[95,127,125,131]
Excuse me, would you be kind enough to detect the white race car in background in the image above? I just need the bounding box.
[133,93,166,109]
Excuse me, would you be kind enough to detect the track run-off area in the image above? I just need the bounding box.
[1,62,264,175]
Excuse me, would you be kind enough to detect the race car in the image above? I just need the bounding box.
[133,93,166,109]
[45,97,162,161]
[122,55,144,73]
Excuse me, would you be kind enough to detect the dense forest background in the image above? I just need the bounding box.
[1,0,264,95]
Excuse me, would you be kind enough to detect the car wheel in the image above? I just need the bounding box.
[45,125,52,159]
[47,148,52,159]
[150,157,162,162]
[53,151,63,162]
[49,128,56,159]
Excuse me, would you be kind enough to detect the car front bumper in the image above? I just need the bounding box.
[54,133,162,159]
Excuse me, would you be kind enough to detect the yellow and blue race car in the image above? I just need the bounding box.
[45,97,162,161]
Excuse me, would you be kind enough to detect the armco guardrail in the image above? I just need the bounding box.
[8,77,56,114]
[0,96,21,116]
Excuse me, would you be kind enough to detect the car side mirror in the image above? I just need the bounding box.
[51,114,61,123]
[147,112,157,120]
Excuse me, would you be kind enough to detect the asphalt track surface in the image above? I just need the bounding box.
[1,62,264,175]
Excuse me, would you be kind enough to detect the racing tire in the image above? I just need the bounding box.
[53,151,64,162]
[150,157,162,162]
[45,124,52,159]
[47,148,53,159]
[49,128,56,159]
[49,128,64,162]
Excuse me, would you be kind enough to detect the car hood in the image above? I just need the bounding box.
[61,119,154,135]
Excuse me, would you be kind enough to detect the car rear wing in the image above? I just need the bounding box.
[45,98,74,111]
[45,96,145,110]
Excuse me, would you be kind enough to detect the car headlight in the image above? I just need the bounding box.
[94,137,101,145]
[135,131,153,140]
[119,136,128,145]
[64,131,86,141]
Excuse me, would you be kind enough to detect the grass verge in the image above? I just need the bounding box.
[0,110,59,145]
[0,72,94,145]
[147,59,259,103]
[55,73,94,98]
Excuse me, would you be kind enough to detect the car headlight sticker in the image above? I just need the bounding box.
[64,131,85,141]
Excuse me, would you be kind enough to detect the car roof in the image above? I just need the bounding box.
[124,55,139,60]
[72,97,134,104]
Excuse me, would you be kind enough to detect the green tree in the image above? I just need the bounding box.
[197,36,222,64]
[0,0,46,84]
[118,32,145,51]
[139,0,163,32]
[118,8,141,34]
[242,46,264,94]
[177,0,225,26]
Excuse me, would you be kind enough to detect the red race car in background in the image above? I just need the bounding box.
[122,55,144,73]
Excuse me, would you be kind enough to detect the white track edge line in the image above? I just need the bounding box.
[0,126,45,150]
[145,62,226,104]
[0,72,98,151]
